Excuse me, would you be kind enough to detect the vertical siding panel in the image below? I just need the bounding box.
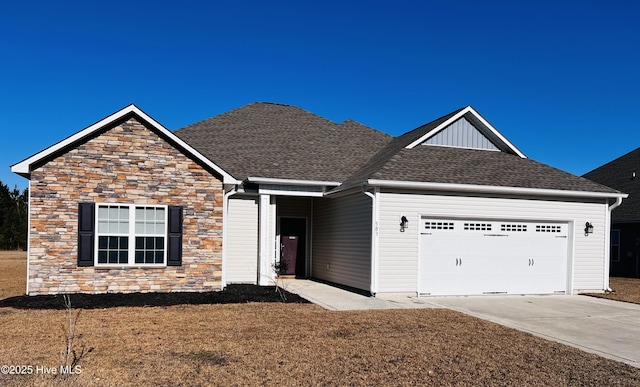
[312,194,372,291]
[424,117,499,150]
[377,192,608,294]
[226,196,259,283]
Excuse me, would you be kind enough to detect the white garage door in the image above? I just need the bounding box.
[419,219,568,296]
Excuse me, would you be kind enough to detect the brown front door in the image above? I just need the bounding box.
[280,235,298,275]
[280,217,306,277]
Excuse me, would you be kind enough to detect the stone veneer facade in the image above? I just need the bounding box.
[28,117,223,295]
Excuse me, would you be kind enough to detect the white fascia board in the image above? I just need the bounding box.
[259,188,324,197]
[11,104,236,184]
[367,179,628,200]
[245,177,341,187]
[405,107,470,150]
[404,106,527,159]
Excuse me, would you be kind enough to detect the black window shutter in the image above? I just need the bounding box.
[77,202,95,267]
[167,206,183,266]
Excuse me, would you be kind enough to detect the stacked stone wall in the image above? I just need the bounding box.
[28,117,223,295]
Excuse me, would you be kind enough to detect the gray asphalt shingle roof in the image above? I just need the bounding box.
[583,148,640,221]
[174,102,618,195]
[340,108,618,194]
[174,102,391,182]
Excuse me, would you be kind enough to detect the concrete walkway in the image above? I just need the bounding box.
[284,280,640,368]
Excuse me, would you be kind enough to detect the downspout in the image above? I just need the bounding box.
[221,185,238,289]
[604,196,624,292]
[363,185,379,296]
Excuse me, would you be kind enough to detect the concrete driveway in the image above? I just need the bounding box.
[425,295,640,368]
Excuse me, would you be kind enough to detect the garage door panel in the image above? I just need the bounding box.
[420,219,568,296]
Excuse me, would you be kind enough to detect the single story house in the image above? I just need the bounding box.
[11,103,626,296]
[583,148,640,278]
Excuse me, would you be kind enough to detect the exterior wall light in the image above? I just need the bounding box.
[400,216,408,232]
[584,221,594,236]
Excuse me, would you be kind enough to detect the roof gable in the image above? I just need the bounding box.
[423,116,500,151]
[405,106,526,157]
[11,104,236,184]
[336,106,622,197]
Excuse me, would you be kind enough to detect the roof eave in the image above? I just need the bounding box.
[10,104,237,184]
[366,179,628,200]
[245,176,341,187]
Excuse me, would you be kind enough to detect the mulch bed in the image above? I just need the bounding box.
[0,284,309,309]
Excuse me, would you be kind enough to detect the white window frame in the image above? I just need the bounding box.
[94,203,168,267]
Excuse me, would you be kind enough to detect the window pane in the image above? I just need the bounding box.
[108,251,118,263]
[156,237,164,249]
[156,208,165,221]
[146,208,156,221]
[109,207,119,220]
[135,221,144,234]
[145,237,154,249]
[119,207,129,220]
[135,237,144,249]
[98,221,108,233]
[155,251,163,263]
[109,222,119,233]
[145,251,154,263]
[146,223,155,234]
[98,206,108,220]
[119,251,128,264]
[156,223,165,234]
[108,237,118,249]
[98,251,107,263]
[98,236,108,249]
[120,237,128,249]
[135,208,145,221]
[135,251,144,264]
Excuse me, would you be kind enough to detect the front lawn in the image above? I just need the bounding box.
[2,252,640,386]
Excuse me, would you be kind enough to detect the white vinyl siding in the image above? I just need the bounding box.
[312,194,372,291]
[226,196,259,283]
[376,191,608,294]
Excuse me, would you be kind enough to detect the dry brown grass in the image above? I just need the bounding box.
[2,253,640,386]
[589,277,640,305]
[0,250,26,299]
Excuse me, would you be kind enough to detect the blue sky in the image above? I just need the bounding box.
[2,0,639,190]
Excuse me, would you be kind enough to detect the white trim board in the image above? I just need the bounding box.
[11,104,236,184]
[405,106,527,158]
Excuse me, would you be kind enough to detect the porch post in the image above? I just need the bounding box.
[258,194,275,285]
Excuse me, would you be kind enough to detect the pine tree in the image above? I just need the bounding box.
[0,180,28,250]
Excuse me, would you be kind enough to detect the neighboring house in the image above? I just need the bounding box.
[11,103,625,296]
[584,148,640,278]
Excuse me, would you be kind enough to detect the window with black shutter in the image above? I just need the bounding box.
[78,203,182,267]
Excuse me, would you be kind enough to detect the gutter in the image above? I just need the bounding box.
[366,179,627,200]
